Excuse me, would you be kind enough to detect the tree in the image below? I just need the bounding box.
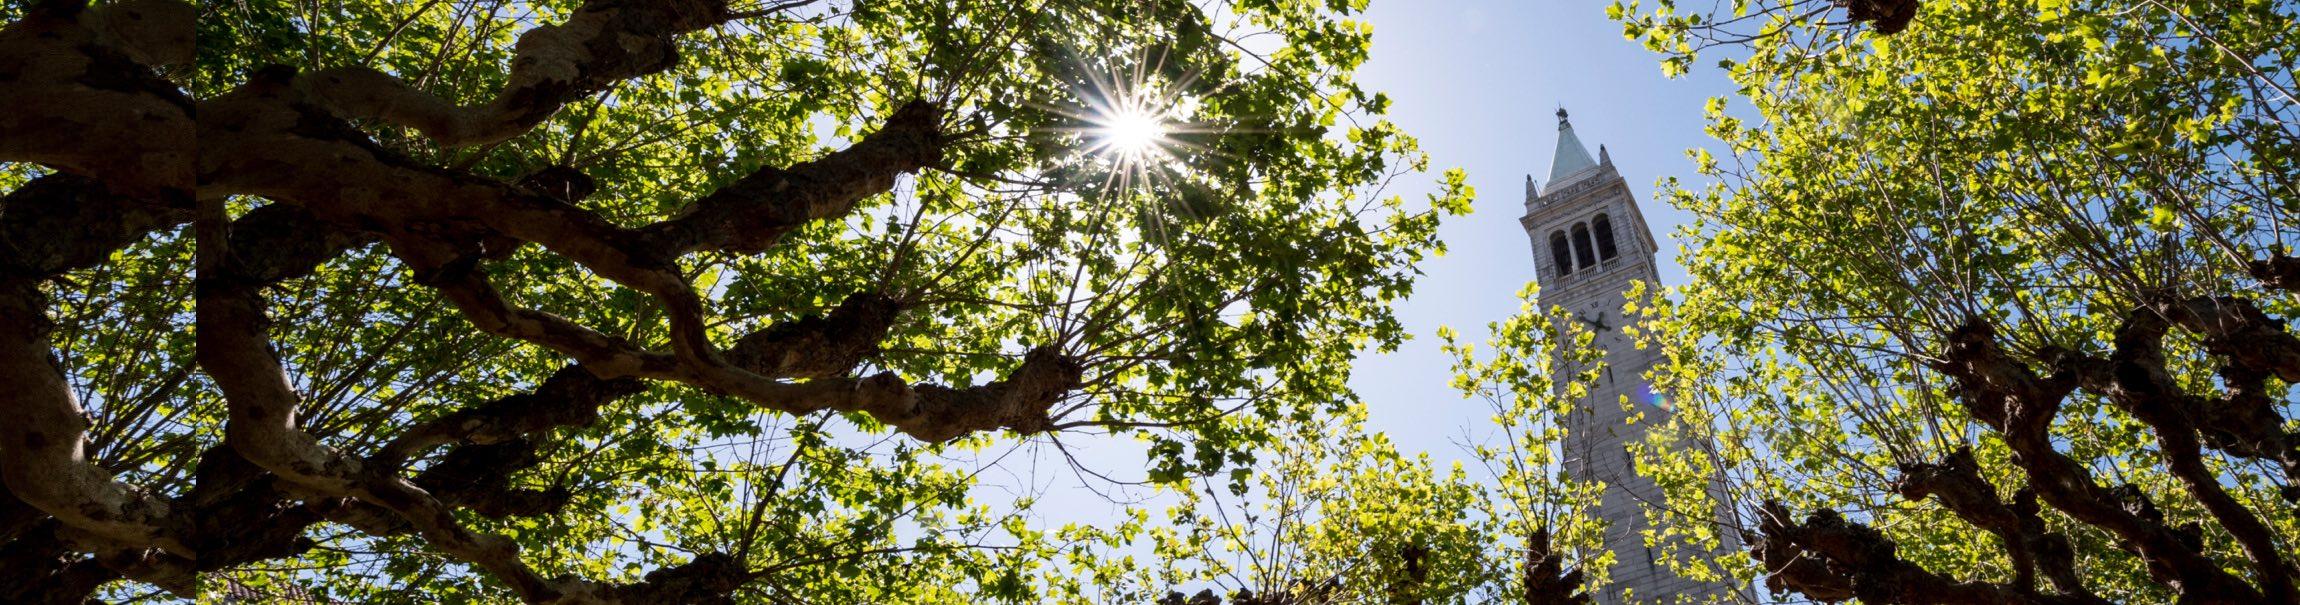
[1093,395,1598,605]
[1610,0,2300,603]
[1442,301,1626,605]
[1113,298,1624,605]
[1128,404,1495,605]
[0,0,1469,601]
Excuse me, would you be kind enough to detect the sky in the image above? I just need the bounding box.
[1331,0,1739,468]
[1002,0,1748,534]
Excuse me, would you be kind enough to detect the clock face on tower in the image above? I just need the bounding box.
[1575,310,1609,332]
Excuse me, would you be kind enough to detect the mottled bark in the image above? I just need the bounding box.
[639,99,948,255]
[378,365,645,469]
[0,4,196,573]
[302,0,730,148]
[1750,501,2098,605]
[0,175,192,592]
[1835,0,1920,34]
[198,68,1030,445]
[1520,529,1592,605]
[0,0,192,197]
[725,292,905,379]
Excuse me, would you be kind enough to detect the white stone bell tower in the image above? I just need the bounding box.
[1520,108,1740,604]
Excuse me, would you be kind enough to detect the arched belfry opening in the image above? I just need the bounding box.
[1549,232,1574,276]
[1593,213,1619,260]
[1570,223,1596,269]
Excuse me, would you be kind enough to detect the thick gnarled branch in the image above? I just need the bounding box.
[2051,302,2298,600]
[0,177,192,579]
[0,5,201,586]
[1749,501,2098,605]
[640,99,948,255]
[200,69,1013,447]
[0,0,193,196]
[15,0,1080,599]
[1893,450,2094,600]
[303,0,732,148]
[378,364,644,469]
[1900,319,2284,604]
[1521,529,1592,605]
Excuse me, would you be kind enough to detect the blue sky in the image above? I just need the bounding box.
[1343,0,1737,461]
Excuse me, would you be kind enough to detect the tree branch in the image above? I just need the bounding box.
[1749,501,2097,605]
[1892,449,2102,602]
[0,0,192,196]
[639,99,948,255]
[302,0,731,148]
[0,176,191,569]
[1520,529,1592,605]
[2055,304,2297,600]
[1935,321,2266,603]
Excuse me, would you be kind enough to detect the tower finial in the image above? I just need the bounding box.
[1556,106,1569,124]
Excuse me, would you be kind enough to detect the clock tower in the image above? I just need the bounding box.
[1520,109,1740,604]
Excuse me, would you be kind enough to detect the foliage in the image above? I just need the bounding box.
[1440,291,1619,600]
[1113,404,1495,605]
[0,0,1467,602]
[1105,290,1644,605]
[1615,0,2300,602]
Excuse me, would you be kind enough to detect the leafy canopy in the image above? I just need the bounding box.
[0,0,1469,602]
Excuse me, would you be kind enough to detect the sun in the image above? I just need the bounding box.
[1097,108,1168,159]
[1050,59,1210,181]
[1086,100,1175,165]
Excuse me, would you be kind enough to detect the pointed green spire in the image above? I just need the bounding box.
[1548,107,1597,184]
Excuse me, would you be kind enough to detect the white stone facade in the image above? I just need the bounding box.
[1521,111,1742,604]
